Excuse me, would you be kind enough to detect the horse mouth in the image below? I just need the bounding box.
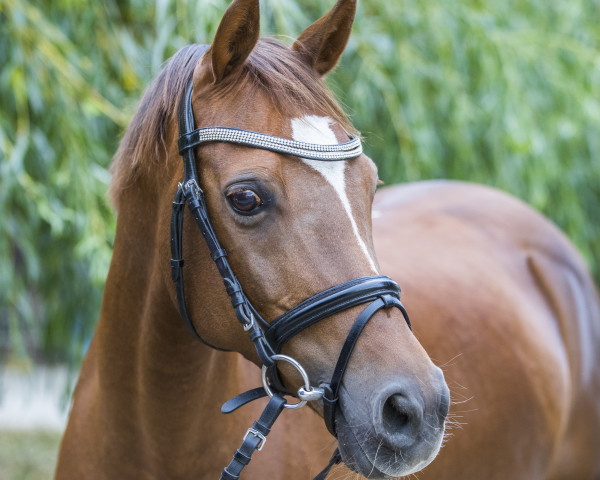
[335,402,444,479]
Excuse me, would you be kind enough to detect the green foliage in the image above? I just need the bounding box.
[1,0,598,362]
[331,0,600,272]
[0,430,62,479]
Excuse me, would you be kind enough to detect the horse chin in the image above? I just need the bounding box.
[335,407,444,479]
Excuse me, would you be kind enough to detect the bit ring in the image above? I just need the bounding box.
[261,354,313,409]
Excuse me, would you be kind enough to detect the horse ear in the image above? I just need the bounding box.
[208,0,260,83]
[292,0,356,76]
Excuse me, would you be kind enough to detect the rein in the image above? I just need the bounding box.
[170,66,411,480]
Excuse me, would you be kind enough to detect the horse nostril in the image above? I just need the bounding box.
[381,393,422,439]
[382,395,411,433]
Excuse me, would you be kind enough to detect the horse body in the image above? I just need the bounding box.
[56,0,600,478]
[373,181,600,479]
[57,178,600,480]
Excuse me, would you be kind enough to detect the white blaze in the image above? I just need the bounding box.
[291,116,378,273]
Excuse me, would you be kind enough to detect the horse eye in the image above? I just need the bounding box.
[227,188,263,215]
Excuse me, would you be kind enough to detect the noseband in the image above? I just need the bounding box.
[170,60,411,480]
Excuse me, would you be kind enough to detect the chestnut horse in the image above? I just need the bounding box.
[56,0,600,478]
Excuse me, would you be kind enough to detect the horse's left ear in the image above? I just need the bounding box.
[292,0,356,76]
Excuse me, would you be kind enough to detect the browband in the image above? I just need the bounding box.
[178,126,363,161]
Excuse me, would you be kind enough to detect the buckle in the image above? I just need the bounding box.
[243,428,267,451]
[243,313,255,332]
[183,179,202,197]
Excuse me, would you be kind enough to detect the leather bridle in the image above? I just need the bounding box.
[170,61,411,480]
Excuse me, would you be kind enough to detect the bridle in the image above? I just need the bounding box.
[170,59,411,480]
[171,68,412,480]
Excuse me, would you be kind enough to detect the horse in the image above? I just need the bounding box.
[55,0,600,478]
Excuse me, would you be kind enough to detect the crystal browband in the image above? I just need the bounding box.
[178,126,363,161]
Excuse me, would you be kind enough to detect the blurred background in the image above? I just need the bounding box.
[0,0,598,477]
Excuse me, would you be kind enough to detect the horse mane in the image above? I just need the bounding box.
[109,38,357,209]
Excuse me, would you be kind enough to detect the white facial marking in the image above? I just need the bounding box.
[291,115,378,274]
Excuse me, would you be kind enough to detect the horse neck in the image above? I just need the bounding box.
[91,182,242,470]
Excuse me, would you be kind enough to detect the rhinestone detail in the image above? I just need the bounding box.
[179,126,362,161]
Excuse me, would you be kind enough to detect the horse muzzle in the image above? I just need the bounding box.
[335,368,450,478]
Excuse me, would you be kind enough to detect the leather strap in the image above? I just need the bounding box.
[170,186,193,334]
[322,296,407,436]
[312,449,342,480]
[170,184,230,351]
[221,387,269,414]
[183,182,275,367]
[178,69,203,184]
[266,276,409,352]
[219,395,287,480]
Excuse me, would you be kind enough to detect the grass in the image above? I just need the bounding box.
[0,430,62,480]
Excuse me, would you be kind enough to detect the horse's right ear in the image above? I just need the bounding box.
[195,0,260,85]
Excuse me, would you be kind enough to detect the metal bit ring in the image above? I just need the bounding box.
[261,354,313,409]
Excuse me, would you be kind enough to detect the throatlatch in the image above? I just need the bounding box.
[170,69,411,480]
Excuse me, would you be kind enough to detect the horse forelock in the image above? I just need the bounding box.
[108,44,202,208]
[109,38,356,210]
